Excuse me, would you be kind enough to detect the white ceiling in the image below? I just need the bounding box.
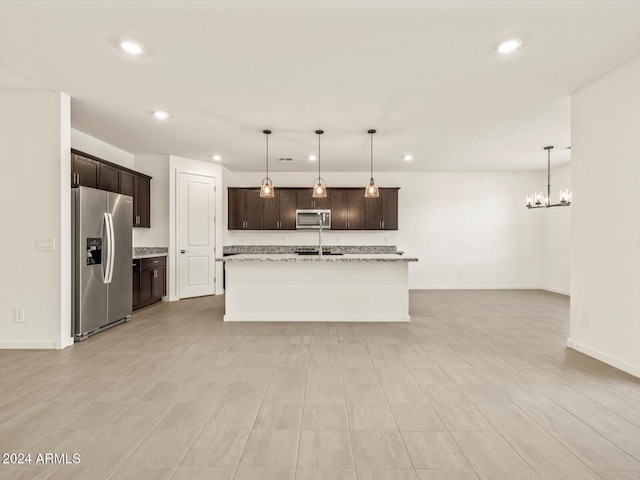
[0,1,639,172]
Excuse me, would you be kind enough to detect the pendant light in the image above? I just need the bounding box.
[260,129,274,198]
[526,146,571,209]
[364,129,379,198]
[312,129,327,198]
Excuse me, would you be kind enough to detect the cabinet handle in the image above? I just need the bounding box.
[153,269,158,278]
[135,215,140,225]
[153,260,158,263]
[76,173,79,184]
[382,221,385,229]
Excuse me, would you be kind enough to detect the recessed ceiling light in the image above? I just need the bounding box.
[152,110,170,120]
[403,154,413,161]
[496,38,522,54]
[120,40,145,55]
[212,154,222,161]
[308,155,317,161]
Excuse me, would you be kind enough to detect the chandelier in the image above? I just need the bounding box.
[526,146,571,209]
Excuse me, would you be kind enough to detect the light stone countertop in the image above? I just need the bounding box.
[133,247,168,259]
[218,253,417,263]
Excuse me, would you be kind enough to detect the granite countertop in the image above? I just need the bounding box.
[133,247,168,259]
[218,254,418,263]
[223,245,397,255]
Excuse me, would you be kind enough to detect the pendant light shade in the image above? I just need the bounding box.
[312,130,327,198]
[364,129,380,198]
[260,129,275,198]
[525,146,571,209]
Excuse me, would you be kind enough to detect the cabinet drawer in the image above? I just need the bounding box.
[141,256,166,269]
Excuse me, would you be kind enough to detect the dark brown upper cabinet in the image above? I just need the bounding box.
[296,188,330,209]
[228,188,262,229]
[133,174,151,228]
[71,149,152,228]
[228,186,398,231]
[262,189,298,230]
[364,188,399,230]
[99,163,120,193]
[331,188,365,230]
[71,153,99,188]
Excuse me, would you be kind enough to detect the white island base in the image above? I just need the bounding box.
[223,255,414,322]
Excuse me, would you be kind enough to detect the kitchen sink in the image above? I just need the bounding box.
[295,250,343,256]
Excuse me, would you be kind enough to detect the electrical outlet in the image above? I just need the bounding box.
[14,309,25,323]
[36,237,55,251]
[458,271,464,278]
[580,315,589,327]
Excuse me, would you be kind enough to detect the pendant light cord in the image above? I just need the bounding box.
[266,133,269,179]
[370,132,374,180]
[318,132,321,179]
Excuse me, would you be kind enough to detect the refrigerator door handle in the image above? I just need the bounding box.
[107,212,116,284]
[103,212,111,284]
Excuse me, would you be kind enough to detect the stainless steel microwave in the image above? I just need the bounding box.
[296,209,331,229]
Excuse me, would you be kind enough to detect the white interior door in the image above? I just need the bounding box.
[178,172,216,299]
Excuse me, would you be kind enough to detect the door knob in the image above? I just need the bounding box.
[181,250,188,254]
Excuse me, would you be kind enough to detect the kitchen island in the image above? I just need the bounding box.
[219,254,417,322]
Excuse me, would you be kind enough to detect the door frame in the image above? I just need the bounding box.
[175,171,217,300]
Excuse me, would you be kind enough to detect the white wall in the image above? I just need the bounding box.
[169,156,227,299]
[228,171,544,290]
[133,155,170,248]
[569,55,640,378]
[0,91,72,349]
[541,165,571,295]
[71,128,134,169]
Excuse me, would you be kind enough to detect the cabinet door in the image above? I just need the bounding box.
[134,175,151,228]
[262,190,280,230]
[314,192,331,209]
[245,189,262,229]
[72,154,99,188]
[297,188,330,209]
[279,189,297,230]
[228,189,246,230]
[132,262,140,309]
[151,266,165,298]
[380,188,398,230]
[140,269,153,303]
[347,188,365,230]
[330,189,348,230]
[296,189,314,209]
[364,196,383,230]
[99,163,120,193]
[120,171,135,197]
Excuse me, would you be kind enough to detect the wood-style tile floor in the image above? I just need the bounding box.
[2,290,640,479]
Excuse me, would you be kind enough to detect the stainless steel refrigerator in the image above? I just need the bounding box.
[72,186,133,340]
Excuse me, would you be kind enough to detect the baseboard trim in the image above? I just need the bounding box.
[224,314,411,323]
[410,284,541,290]
[542,287,570,296]
[58,337,74,349]
[567,338,640,379]
[0,341,62,349]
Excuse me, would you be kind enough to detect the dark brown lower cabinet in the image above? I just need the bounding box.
[133,256,166,311]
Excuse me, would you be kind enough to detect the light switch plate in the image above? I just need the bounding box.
[37,238,55,251]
